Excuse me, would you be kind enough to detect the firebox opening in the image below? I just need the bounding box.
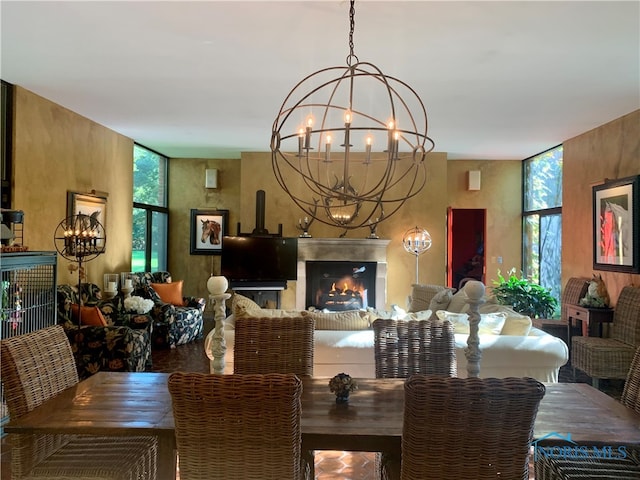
[306,261,377,311]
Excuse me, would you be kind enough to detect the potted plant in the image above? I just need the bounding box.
[491,268,558,319]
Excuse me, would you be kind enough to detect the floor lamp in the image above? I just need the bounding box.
[403,226,432,284]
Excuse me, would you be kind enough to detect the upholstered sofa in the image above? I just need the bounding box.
[205,288,570,383]
[56,283,152,379]
[130,271,205,348]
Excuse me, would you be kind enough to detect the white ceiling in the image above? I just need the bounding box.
[1,1,638,160]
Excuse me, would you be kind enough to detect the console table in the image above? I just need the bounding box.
[566,304,614,347]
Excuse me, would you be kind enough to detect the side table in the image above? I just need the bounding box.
[566,304,614,347]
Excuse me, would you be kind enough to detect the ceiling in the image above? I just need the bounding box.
[1,1,638,160]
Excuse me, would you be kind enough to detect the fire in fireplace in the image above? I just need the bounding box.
[306,261,377,311]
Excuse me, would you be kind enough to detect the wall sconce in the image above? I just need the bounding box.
[205,169,218,189]
[468,170,481,191]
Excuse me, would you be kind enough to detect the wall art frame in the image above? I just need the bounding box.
[190,209,229,255]
[67,191,108,248]
[592,175,640,273]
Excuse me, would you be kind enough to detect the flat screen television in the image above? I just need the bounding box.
[221,236,298,285]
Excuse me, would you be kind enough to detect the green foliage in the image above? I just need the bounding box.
[491,268,559,319]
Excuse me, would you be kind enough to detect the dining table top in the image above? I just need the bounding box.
[5,372,640,478]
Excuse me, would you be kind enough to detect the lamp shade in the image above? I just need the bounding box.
[207,275,228,296]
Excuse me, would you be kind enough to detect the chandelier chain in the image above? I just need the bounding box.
[346,0,358,66]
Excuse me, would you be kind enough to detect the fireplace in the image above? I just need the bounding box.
[296,238,390,311]
[306,261,377,311]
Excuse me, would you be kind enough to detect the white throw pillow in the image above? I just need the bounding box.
[500,315,533,336]
[403,310,433,321]
[447,289,469,313]
[428,288,454,312]
[436,310,470,334]
[478,312,507,335]
[436,310,507,335]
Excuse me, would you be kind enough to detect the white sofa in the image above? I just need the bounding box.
[205,289,569,383]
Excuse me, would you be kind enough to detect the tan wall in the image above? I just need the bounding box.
[446,160,523,287]
[168,151,520,309]
[10,87,134,286]
[562,110,640,304]
[167,158,241,301]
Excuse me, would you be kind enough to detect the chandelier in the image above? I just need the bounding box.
[271,0,434,231]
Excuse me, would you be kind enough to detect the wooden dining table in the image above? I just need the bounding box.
[5,372,640,480]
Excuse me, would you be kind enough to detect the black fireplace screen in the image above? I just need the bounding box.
[306,261,377,311]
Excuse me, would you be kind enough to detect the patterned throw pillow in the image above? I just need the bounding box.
[301,310,370,330]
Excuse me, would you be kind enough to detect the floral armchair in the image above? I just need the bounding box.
[56,283,152,379]
[131,271,205,349]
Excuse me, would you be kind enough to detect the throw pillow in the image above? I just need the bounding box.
[408,284,446,312]
[236,308,300,319]
[71,304,107,327]
[428,288,454,312]
[500,315,533,336]
[403,310,433,321]
[301,310,370,330]
[447,289,469,313]
[478,312,507,335]
[436,310,470,334]
[150,280,185,306]
[232,293,262,317]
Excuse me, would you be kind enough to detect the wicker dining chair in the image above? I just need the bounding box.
[373,318,457,379]
[572,285,640,388]
[233,316,314,377]
[382,376,545,480]
[0,324,157,479]
[373,318,457,480]
[168,371,309,480]
[534,345,640,479]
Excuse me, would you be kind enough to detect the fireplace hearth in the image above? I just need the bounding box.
[296,238,390,311]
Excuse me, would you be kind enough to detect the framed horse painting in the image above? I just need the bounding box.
[190,209,229,255]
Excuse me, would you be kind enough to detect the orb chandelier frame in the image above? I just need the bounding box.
[271,0,434,232]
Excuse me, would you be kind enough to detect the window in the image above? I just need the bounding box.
[132,144,168,272]
[522,145,563,316]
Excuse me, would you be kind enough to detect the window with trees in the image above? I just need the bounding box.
[522,145,563,314]
[132,144,168,272]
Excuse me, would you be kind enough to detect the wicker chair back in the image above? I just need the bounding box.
[233,316,314,377]
[168,372,306,480]
[400,376,545,480]
[373,318,456,379]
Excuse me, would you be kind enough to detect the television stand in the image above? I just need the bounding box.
[230,281,286,308]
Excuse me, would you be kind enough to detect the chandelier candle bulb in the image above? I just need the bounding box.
[298,129,304,156]
[305,116,313,150]
[325,135,331,162]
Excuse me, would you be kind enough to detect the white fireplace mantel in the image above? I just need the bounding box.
[296,238,391,311]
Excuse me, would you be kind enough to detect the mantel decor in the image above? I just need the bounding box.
[190,209,229,255]
[271,0,434,233]
[592,175,639,274]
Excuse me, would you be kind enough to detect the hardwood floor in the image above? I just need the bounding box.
[1,316,624,479]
